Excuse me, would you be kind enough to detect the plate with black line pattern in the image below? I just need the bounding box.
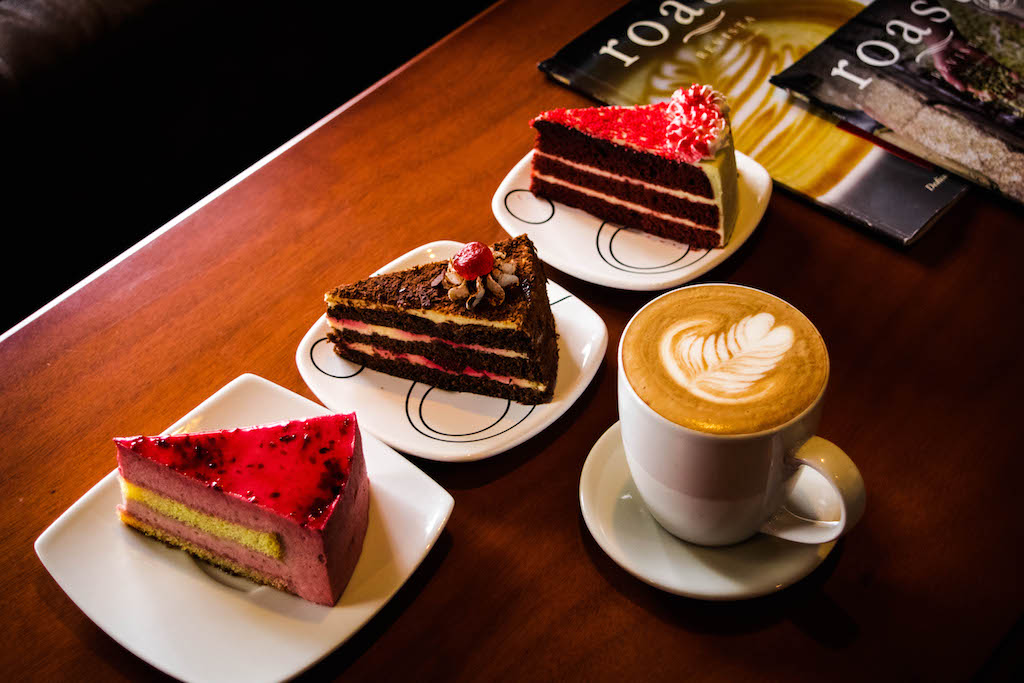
[491,150,771,291]
[296,241,608,462]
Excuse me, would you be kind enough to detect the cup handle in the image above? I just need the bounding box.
[759,436,866,544]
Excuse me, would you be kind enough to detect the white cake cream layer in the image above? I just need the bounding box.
[325,296,517,329]
[531,172,722,239]
[533,151,718,205]
[327,317,527,358]
[343,341,546,392]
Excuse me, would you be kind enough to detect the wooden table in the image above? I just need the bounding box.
[4,1,1022,680]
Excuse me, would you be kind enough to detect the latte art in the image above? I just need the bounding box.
[661,313,794,404]
[622,285,828,435]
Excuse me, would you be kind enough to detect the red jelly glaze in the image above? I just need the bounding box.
[452,241,495,280]
[115,413,358,530]
[532,84,724,162]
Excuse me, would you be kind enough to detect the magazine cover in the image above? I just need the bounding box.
[538,0,970,245]
[770,0,1024,204]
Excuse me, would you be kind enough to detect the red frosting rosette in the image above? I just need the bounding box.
[665,84,729,164]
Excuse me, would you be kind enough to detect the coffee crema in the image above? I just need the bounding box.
[622,285,829,435]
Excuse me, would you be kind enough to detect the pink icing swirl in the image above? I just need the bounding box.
[665,84,728,164]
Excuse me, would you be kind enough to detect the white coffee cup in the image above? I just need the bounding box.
[617,284,865,547]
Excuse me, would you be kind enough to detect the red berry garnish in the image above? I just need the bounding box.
[452,242,494,280]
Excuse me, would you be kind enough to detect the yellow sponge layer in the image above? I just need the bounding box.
[118,509,291,593]
[120,478,282,559]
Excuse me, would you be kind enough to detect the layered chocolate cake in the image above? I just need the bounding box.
[324,235,558,404]
[529,84,739,249]
[116,413,370,606]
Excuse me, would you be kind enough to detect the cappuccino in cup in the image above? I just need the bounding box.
[621,284,829,435]
[617,284,864,547]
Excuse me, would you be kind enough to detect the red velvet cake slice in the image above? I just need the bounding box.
[530,84,739,249]
[115,413,370,606]
[324,234,558,404]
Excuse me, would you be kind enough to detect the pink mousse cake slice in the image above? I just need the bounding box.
[115,413,370,606]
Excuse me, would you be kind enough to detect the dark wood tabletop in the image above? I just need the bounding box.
[3,0,1023,680]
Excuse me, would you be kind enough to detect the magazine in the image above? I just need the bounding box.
[537,0,970,245]
[770,0,1024,205]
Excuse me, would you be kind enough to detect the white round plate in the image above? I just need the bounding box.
[491,150,772,291]
[297,241,608,462]
[579,422,836,600]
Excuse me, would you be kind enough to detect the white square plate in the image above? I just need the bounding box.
[491,150,772,291]
[297,241,608,462]
[35,373,454,683]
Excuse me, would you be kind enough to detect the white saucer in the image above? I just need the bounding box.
[491,150,772,291]
[297,241,607,462]
[579,422,836,601]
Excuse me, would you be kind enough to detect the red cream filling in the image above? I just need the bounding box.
[344,341,545,390]
[327,317,526,358]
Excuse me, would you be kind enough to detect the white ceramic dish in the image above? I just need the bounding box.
[579,422,836,601]
[297,241,607,462]
[35,374,454,683]
[491,150,772,291]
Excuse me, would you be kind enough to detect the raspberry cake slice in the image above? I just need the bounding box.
[115,413,370,606]
[529,84,739,249]
[324,234,558,404]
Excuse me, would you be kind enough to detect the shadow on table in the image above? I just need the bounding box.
[304,528,454,678]
[579,512,858,647]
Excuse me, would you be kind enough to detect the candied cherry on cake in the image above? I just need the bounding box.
[451,241,495,280]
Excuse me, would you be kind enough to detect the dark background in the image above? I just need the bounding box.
[3,1,497,332]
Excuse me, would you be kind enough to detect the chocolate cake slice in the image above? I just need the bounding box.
[530,84,739,249]
[324,234,558,404]
[115,413,370,606]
